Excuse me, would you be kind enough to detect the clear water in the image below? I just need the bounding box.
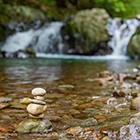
[0,58,140,139]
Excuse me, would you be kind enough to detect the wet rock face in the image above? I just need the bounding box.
[128,36,140,60]
[118,124,140,140]
[16,118,52,133]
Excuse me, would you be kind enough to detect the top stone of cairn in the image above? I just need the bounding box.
[31,88,46,96]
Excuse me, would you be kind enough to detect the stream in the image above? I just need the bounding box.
[0,58,140,139]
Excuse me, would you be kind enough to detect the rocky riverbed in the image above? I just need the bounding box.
[0,58,140,139]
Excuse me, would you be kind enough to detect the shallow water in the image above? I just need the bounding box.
[0,58,140,139]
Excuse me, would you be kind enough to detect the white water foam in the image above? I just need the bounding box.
[36,53,129,60]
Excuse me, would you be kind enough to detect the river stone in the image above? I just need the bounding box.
[31,88,46,96]
[16,118,52,133]
[120,83,132,89]
[34,96,45,101]
[66,126,83,135]
[118,124,140,140]
[61,118,97,127]
[27,103,47,115]
[130,96,140,110]
[99,71,111,78]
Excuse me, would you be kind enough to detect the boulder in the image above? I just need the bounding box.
[62,8,111,55]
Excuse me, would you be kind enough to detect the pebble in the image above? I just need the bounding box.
[31,87,46,96]
[66,126,83,135]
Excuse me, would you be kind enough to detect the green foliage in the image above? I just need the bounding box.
[39,0,56,6]
[67,0,140,18]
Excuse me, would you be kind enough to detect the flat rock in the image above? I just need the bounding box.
[16,118,52,133]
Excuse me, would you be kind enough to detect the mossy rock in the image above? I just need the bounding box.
[16,118,52,133]
[127,34,140,58]
[63,8,110,54]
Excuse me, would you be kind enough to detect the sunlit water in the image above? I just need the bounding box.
[0,58,140,139]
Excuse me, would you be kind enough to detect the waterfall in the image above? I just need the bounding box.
[0,18,140,59]
[0,22,63,54]
[106,18,140,56]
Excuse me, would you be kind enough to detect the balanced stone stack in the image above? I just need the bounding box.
[16,87,52,133]
[27,88,47,118]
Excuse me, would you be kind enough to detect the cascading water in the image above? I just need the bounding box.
[0,18,140,59]
[106,18,140,56]
[0,22,63,54]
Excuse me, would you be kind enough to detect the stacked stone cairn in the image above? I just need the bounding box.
[27,88,47,118]
[16,87,52,133]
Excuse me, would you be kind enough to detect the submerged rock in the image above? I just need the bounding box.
[61,118,97,127]
[0,97,12,103]
[16,118,52,133]
[0,122,15,132]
